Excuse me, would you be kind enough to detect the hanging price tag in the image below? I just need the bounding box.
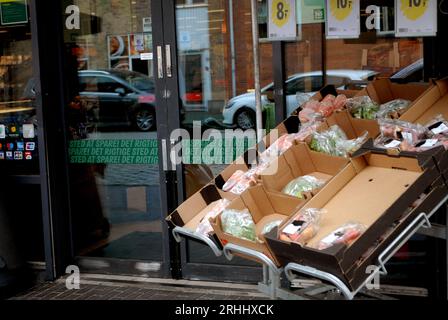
[268,0,297,40]
[396,0,437,37]
[325,0,360,39]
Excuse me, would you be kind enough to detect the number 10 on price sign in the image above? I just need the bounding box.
[395,0,437,37]
[268,0,297,40]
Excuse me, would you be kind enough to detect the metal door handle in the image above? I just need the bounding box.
[157,45,164,79]
[165,45,172,78]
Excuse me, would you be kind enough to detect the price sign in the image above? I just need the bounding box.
[268,0,297,40]
[325,0,360,39]
[396,0,437,37]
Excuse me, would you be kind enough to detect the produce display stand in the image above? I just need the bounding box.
[171,194,448,300]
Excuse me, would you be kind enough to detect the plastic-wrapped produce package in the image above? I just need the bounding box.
[317,222,366,250]
[309,125,368,157]
[376,99,411,119]
[282,175,326,199]
[195,199,231,236]
[221,209,257,242]
[346,96,380,120]
[279,208,324,246]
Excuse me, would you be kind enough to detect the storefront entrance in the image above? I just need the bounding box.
[9,0,444,291]
[57,0,264,282]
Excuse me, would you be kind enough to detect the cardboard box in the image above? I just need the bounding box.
[264,115,301,148]
[357,78,430,105]
[356,140,448,190]
[264,149,444,289]
[210,185,304,266]
[325,109,380,140]
[399,78,448,125]
[166,184,229,232]
[214,149,259,192]
[259,143,349,198]
[345,176,448,289]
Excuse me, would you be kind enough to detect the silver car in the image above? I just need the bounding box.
[222,70,378,129]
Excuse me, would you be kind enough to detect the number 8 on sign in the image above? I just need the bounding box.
[329,0,353,21]
[272,0,291,27]
[400,0,429,20]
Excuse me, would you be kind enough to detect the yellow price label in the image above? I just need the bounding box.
[329,0,353,21]
[271,0,291,28]
[400,0,429,21]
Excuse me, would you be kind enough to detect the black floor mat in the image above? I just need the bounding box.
[86,232,163,261]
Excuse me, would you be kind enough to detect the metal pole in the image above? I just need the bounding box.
[250,0,263,143]
[229,0,237,98]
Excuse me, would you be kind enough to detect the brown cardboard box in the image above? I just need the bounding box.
[357,78,430,105]
[166,184,231,232]
[264,116,301,148]
[399,78,448,125]
[336,78,431,140]
[210,185,304,266]
[325,109,380,140]
[259,143,349,198]
[345,176,448,289]
[264,149,444,289]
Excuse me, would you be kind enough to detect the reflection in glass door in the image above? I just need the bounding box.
[174,0,273,282]
[63,0,167,276]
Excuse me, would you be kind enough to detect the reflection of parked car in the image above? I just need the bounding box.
[222,70,378,130]
[79,70,157,132]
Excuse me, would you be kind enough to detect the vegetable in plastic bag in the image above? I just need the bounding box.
[279,208,324,246]
[196,199,231,236]
[378,119,427,144]
[295,122,324,142]
[282,175,326,199]
[426,114,448,136]
[260,133,296,163]
[299,94,347,123]
[376,99,411,119]
[317,222,366,250]
[309,125,367,157]
[221,208,257,242]
[261,220,284,236]
[346,96,380,120]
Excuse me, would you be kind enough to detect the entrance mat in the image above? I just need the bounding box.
[86,232,163,261]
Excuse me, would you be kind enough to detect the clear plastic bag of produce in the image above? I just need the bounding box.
[299,107,324,123]
[282,175,326,199]
[346,96,380,120]
[279,208,325,246]
[295,121,324,142]
[378,119,427,144]
[221,208,257,242]
[222,170,246,192]
[222,163,268,195]
[260,133,296,163]
[376,99,411,119]
[261,220,284,236]
[196,199,231,236]
[317,222,366,250]
[426,114,448,136]
[299,95,348,123]
[309,125,367,157]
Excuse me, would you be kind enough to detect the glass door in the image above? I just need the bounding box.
[62,0,172,277]
[172,0,275,283]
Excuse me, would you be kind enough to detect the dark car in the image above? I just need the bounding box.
[79,69,157,132]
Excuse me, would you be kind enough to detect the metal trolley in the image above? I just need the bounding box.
[173,195,448,300]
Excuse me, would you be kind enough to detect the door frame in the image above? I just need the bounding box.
[161,0,263,283]
[31,0,176,280]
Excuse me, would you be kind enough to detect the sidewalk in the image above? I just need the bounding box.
[10,275,268,301]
